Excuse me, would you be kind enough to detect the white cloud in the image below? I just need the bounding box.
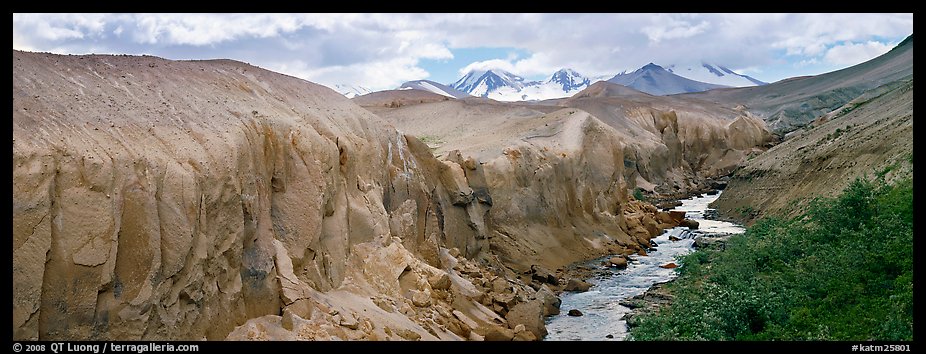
[823,41,895,66]
[270,57,431,92]
[130,13,307,45]
[458,59,516,75]
[642,16,711,43]
[795,58,820,68]
[11,13,913,90]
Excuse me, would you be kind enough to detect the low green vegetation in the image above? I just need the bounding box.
[633,187,646,201]
[735,206,755,218]
[631,175,913,340]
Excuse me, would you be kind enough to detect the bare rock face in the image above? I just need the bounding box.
[10,51,494,340]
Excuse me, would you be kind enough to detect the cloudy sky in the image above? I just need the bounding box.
[12,13,913,92]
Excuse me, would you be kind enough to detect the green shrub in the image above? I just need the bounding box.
[631,175,913,341]
[633,187,645,201]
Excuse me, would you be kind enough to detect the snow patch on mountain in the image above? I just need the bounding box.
[399,80,470,98]
[607,63,728,95]
[452,68,596,102]
[664,63,767,87]
[334,84,372,98]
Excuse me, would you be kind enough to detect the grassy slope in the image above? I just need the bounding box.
[630,171,913,340]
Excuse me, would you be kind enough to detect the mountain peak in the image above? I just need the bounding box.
[608,63,727,95]
[663,62,767,87]
[451,68,531,98]
[398,80,470,99]
[451,68,592,101]
[547,68,590,92]
[334,83,372,98]
[641,63,664,71]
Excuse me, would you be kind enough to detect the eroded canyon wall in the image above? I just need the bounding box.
[12,52,501,340]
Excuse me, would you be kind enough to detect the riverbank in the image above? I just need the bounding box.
[625,177,913,340]
[543,191,743,340]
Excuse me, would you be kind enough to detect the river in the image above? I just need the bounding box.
[543,190,745,341]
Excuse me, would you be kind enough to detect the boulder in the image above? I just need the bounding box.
[505,299,547,338]
[492,292,518,311]
[535,285,561,316]
[609,256,627,268]
[667,210,687,223]
[337,313,360,330]
[657,200,683,210]
[668,235,681,241]
[428,272,452,290]
[660,263,678,269]
[281,308,297,331]
[563,279,592,292]
[641,215,661,237]
[411,290,432,307]
[483,326,515,341]
[656,212,675,225]
[512,324,537,341]
[530,265,558,285]
[567,309,583,317]
[680,219,700,229]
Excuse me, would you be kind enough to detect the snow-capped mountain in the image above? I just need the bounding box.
[451,68,598,102]
[607,63,728,96]
[547,68,591,92]
[399,80,471,98]
[334,84,372,98]
[664,63,767,87]
[450,69,537,98]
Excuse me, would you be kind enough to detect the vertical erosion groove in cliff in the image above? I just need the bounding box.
[11,51,497,340]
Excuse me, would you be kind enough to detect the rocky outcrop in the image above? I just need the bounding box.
[561,89,776,195]
[12,51,522,340]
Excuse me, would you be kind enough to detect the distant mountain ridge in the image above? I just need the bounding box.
[450,69,536,98]
[665,63,766,87]
[399,80,470,98]
[682,34,914,134]
[346,62,766,101]
[607,63,728,96]
[448,68,594,101]
[334,84,372,98]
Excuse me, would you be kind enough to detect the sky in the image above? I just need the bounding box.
[12,13,913,92]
